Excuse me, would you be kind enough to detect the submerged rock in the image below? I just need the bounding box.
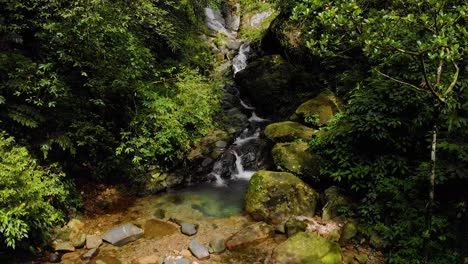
[265,121,315,142]
[294,90,344,126]
[163,258,190,264]
[143,219,178,239]
[271,232,342,264]
[226,222,274,250]
[136,254,160,264]
[102,223,143,246]
[245,170,319,224]
[209,235,226,254]
[189,239,210,260]
[272,142,320,179]
[180,222,198,236]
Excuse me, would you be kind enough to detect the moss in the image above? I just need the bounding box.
[272,232,342,264]
[272,142,320,179]
[295,91,344,126]
[265,121,315,142]
[245,170,319,224]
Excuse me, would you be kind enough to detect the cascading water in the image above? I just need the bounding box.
[233,43,251,75]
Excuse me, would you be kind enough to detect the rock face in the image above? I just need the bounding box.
[226,222,274,250]
[102,223,143,246]
[235,55,318,116]
[189,239,210,260]
[265,121,315,142]
[245,170,319,223]
[271,232,342,264]
[272,142,320,179]
[294,91,344,125]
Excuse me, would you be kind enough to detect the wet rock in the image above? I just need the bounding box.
[245,170,319,224]
[102,223,143,246]
[322,186,349,221]
[71,233,86,248]
[285,218,307,237]
[294,90,344,126]
[136,254,160,264]
[209,235,226,254]
[272,142,320,179]
[201,158,214,167]
[271,232,342,264]
[189,239,210,260]
[180,222,198,236]
[86,234,103,249]
[265,121,315,142]
[226,222,274,250]
[52,240,75,252]
[339,221,358,245]
[81,248,99,260]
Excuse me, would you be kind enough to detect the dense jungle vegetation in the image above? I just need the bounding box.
[0,0,467,263]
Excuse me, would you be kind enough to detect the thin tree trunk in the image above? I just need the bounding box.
[423,124,437,264]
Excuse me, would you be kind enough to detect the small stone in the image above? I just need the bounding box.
[163,258,190,264]
[180,222,198,236]
[189,239,210,260]
[209,235,225,254]
[215,140,228,148]
[71,233,86,248]
[86,234,103,249]
[180,249,192,259]
[81,248,99,260]
[52,240,75,252]
[136,254,160,264]
[49,252,61,263]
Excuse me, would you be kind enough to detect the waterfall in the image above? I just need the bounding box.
[233,43,251,75]
[232,152,255,180]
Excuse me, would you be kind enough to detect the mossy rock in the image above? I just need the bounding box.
[322,186,349,221]
[245,170,319,224]
[271,232,342,264]
[265,121,315,142]
[294,91,344,126]
[272,142,320,179]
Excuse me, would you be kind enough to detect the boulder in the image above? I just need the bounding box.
[189,239,210,260]
[272,142,320,179]
[245,170,319,223]
[209,235,226,254]
[294,91,344,126]
[339,221,358,245]
[322,186,349,221]
[265,121,315,142]
[285,218,307,237]
[271,232,342,264]
[71,233,86,248]
[226,222,274,250]
[52,240,75,252]
[86,234,103,249]
[102,223,143,246]
[235,55,318,116]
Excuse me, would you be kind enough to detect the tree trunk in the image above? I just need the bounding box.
[423,124,437,263]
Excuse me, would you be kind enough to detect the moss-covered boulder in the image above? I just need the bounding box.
[294,91,344,126]
[271,232,342,264]
[272,142,320,179]
[235,55,318,116]
[245,170,319,224]
[265,121,315,142]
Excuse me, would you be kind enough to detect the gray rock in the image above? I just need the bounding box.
[227,39,241,50]
[209,235,226,254]
[250,11,273,27]
[215,141,228,148]
[189,239,210,260]
[180,222,198,236]
[81,248,99,260]
[86,234,103,249]
[164,258,190,264]
[102,223,143,246]
[71,233,86,248]
[52,240,75,252]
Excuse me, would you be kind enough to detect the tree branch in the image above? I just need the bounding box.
[435,59,443,87]
[444,58,459,96]
[420,56,445,103]
[374,68,429,94]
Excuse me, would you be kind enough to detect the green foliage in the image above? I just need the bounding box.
[0,132,72,249]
